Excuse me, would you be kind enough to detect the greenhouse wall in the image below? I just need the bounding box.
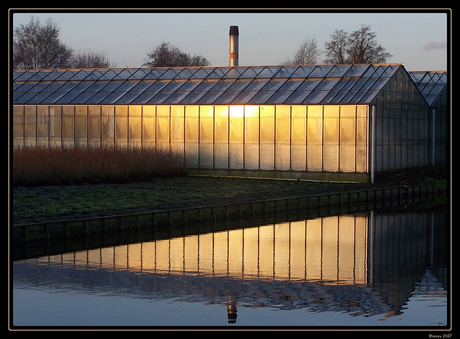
[372,67,432,172]
[433,87,448,164]
[12,104,369,182]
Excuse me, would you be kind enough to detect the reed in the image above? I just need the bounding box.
[12,145,186,186]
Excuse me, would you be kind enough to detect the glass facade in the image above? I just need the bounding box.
[13,104,369,176]
[373,68,432,172]
[409,71,448,165]
[13,64,446,182]
[433,88,448,164]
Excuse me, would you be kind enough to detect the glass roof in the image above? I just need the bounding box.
[13,64,409,106]
[409,71,447,107]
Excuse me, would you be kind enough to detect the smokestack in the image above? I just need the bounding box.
[229,26,239,66]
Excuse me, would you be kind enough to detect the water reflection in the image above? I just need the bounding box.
[369,209,448,315]
[13,207,448,327]
[32,215,367,283]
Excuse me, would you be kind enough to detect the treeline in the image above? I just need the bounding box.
[13,17,115,69]
[13,16,392,70]
[12,16,211,70]
[282,24,392,65]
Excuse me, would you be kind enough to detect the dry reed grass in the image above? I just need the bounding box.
[12,145,186,186]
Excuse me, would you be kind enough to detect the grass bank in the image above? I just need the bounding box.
[12,174,448,226]
[11,152,447,225]
[12,178,361,225]
[12,145,186,186]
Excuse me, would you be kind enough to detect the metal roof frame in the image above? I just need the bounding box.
[409,71,447,107]
[13,64,414,106]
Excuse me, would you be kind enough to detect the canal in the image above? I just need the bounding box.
[12,203,448,328]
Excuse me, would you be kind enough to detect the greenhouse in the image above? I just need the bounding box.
[12,63,446,183]
[409,71,448,165]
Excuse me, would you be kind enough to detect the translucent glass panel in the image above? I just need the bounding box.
[244,106,259,170]
[291,106,306,171]
[115,106,128,147]
[13,104,369,176]
[199,106,213,169]
[275,106,290,170]
[102,106,115,146]
[155,106,168,151]
[36,106,49,146]
[307,106,323,171]
[13,106,24,147]
[214,106,229,169]
[16,105,133,148]
[260,105,275,170]
[75,106,87,147]
[49,106,61,146]
[88,106,101,146]
[229,106,243,169]
[323,106,339,172]
[338,106,367,173]
[170,106,184,157]
[185,106,199,168]
[356,106,368,172]
[142,106,155,147]
[62,106,74,147]
[340,106,356,172]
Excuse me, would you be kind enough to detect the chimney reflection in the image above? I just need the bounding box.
[227,298,237,323]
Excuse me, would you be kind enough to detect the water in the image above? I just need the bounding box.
[12,206,449,328]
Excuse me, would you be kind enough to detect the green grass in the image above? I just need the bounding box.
[12,177,360,225]
[419,177,448,190]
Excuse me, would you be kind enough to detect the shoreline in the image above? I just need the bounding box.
[12,164,447,226]
[12,180,447,261]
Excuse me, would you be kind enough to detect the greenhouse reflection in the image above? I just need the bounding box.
[14,209,447,322]
[41,215,368,283]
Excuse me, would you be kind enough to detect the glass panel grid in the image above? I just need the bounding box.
[14,64,407,105]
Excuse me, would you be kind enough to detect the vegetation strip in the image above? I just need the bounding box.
[12,145,185,187]
[13,182,446,251]
[12,163,447,225]
[12,177,361,225]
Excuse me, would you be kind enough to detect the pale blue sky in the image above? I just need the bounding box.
[12,11,448,71]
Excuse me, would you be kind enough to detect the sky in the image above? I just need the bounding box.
[11,11,448,71]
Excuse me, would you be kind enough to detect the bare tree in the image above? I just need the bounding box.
[347,25,392,63]
[143,42,210,67]
[13,16,73,69]
[70,49,116,68]
[324,29,349,64]
[324,25,392,64]
[283,36,321,65]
